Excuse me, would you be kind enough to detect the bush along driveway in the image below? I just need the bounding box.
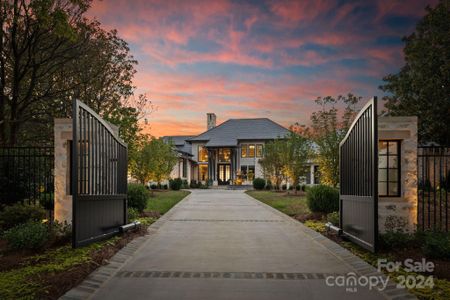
[0,189,190,300]
[246,189,450,300]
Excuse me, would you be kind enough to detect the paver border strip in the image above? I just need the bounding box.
[59,191,194,300]
[243,191,417,300]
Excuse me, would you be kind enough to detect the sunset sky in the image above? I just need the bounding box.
[87,0,437,137]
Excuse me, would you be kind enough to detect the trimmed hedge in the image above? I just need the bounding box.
[127,183,149,212]
[169,178,183,190]
[253,178,266,190]
[306,185,339,214]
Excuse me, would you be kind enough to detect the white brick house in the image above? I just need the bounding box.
[163,114,320,186]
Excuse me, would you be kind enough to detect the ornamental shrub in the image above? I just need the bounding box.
[422,231,450,259]
[127,183,149,213]
[3,221,49,250]
[169,178,183,190]
[326,211,340,226]
[190,180,199,188]
[0,203,46,231]
[128,207,139,221]
[306,185,339,214]
[253,178,265,190]
[265,180,272,190]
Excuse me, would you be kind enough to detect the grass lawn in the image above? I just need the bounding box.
[146,190,190,215]
[245,190,309,216]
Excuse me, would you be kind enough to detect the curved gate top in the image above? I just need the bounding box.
[339,97,378,252]
[72,100,128,248]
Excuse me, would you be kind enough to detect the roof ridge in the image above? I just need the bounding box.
[188,119,233,140]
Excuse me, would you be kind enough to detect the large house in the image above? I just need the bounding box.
[163,113,319,186]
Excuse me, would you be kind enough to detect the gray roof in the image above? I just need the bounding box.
[188,118,290,147]
[162,135,194,156]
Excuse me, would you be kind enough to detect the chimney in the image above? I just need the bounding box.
[207,113,216,130]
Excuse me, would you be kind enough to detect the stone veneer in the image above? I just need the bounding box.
[378,116,418,233]
[54,118,73,224]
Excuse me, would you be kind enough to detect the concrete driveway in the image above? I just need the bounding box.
[62,190,414,300]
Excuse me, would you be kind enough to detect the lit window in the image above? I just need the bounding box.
[378,140,400,197]
[248,144,255,157]
[256,144,263,157]
[241,145,248,158]
[198,146,208,162]
[248,165,255,180]
[199,165,208,181]
[219,148,231,162]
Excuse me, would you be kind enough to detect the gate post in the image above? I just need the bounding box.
[54,118,73,224]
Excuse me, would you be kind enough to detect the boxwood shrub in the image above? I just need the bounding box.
[2,221,49,250]
[127,183,149,213]
[253,178,266,190]
[306,185,339,214]
[169,178,183,190]
[0,203,46,231]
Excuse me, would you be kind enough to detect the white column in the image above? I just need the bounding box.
[310,165,315,185]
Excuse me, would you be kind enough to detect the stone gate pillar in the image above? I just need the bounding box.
[54,118,73,224]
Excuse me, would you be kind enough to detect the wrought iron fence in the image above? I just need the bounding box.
[0,147,54,209]
[418,146,450,232]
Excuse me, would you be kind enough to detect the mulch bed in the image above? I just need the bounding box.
[320,229,450,281]
[39,227,147,299]
[0,227,148,300]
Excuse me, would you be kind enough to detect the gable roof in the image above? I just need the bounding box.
[188,118,290,147]
[162,135,194,156]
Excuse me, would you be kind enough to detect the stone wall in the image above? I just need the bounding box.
[378,116,418,233]
[54,118,73,224]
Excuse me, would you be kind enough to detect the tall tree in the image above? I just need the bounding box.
[285,130,311,192]
[380,0,450,145]
[309,94,361,187]
[0,0,151,148]
[130,137,178,185]
[259,139,288,189]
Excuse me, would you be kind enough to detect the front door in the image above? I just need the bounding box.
[217,164,231,185]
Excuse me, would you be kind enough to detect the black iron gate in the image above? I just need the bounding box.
[418,146,450,232]
[0,147,54,208]
[72,100,128,248]
[339,97,378,252]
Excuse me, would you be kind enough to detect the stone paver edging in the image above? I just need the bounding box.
[243,192,417,300]
[59,192,193,300]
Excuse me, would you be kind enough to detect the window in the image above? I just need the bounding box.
[241,145,248,158]
[198,146,208,162]
[248,165,255,180]
[248,145,255,157]
[199,165,208,181]
[378,140,401,197]
[239,165,255,181]
[240,165,247,180]
[256,144,263,157]
[313,165,320,184]
[218,148,231,162]
[182,159,187,178]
